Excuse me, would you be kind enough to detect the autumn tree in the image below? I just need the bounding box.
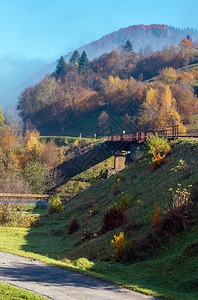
[179,38,193,50]
[26,131,43,161]
[159,67,177,84]
[40,140,60,169]
[158,85,184,130]
[0,127,15,152]
[0,106,5,130]
[171,84,198,123]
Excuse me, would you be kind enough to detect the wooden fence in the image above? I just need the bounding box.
[0,193,67,202]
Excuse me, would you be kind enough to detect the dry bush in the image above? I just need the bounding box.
[160,205,193,235]
[40,140,60,168]
[152,201,161,229]
[0,202,40,227]
[101,203,126,233]
[150,153,166,171]
[0,174,32,194]
[67,215,80,234]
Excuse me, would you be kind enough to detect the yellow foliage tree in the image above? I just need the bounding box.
[145,87,159,109]
[158,86,185,131]
[26,135,43,161]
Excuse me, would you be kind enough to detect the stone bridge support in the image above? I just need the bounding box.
[114,152,126,172]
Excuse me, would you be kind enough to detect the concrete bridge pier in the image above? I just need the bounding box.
[114,144,144,172]
[114,152,126,172]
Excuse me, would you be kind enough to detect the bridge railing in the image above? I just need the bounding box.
[106,126,198,143]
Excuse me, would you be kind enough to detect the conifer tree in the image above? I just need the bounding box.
[123,40,134,52]
[55,56,66,81]
[78,51,90,74]
[187,34,191,41]
[69,50,80,64]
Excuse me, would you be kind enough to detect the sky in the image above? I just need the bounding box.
[0,0,197,109]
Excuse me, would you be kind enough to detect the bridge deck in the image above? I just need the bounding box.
[106,131,198,144]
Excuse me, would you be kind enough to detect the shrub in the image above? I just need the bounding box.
[101,203,126,233]
[110,232,133,261]
[48,196,64,214]
[150,153,166,171]
[0,203,40,227]
[0,203,11,225]
[110,232,126,260]
[67,215,80,234]
[111,182,120,195]
[145,135,170,156]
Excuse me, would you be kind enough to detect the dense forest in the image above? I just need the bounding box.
[17,36,198,136]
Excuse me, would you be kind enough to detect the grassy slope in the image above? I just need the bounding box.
[0,282,46,300]
[57,156,114,196]
[0,139,198,299]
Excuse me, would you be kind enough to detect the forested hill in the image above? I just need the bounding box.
[17,36,198,137]
[64,24,198,61]
[13,24,198,119]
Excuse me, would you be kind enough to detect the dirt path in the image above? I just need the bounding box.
[0,252,161,300]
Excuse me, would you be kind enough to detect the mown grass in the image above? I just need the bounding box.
[0,282,46,299]
[0,138,198,299]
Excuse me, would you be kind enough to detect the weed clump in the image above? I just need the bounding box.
[111,174,124,195]
[48,196,64,214]
[73,257,94,270]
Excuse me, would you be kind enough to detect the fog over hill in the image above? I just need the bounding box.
[2,24,198,110]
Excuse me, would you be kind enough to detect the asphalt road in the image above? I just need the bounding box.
[0,252,161,300]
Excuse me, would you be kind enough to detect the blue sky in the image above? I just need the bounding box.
[0,0,197,108]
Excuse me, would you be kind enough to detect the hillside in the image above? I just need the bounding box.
[0,138,197,299]
[13,24,198,125]
[18,40,198,137]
